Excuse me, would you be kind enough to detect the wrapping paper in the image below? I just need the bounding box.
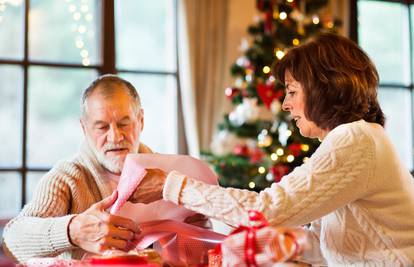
[110,153,225,265]
[110,156,147,214]
[135,220,226,266]
[113,153,218,222]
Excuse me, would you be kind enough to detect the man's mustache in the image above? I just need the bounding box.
[103,142,131,153]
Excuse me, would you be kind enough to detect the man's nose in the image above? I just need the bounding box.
[107,125,123,143]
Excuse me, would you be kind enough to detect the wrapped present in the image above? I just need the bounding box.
[214,211,308,267]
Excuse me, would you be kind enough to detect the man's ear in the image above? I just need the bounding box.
[80,118,87,135]
[139,108,144,132]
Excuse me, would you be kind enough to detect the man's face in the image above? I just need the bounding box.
[81,86,144,174]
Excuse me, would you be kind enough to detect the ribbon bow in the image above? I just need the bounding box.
[213,210,304,267]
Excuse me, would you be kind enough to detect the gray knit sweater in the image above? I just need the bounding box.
[2,142,152,263]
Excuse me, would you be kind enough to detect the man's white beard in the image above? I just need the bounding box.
[86,137,133,174]
[95,150,125,174]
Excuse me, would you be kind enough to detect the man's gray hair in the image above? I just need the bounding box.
[80,74,141,118]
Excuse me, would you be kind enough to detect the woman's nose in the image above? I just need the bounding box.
[282,97,290,111]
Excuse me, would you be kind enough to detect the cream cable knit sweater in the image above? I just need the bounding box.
[2,142,152,263]
[163,120,414,266]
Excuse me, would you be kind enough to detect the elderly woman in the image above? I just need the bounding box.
[131,33,414,265]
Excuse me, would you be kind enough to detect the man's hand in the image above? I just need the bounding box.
[68,191,140,254]
[128,168,167,204]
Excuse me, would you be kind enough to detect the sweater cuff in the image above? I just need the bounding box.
[163,170,187,204]
[49,214,77,251]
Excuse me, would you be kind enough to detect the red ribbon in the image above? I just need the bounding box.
[219,210,269,266]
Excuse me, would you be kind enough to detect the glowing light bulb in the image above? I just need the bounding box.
[78,25,86,34]
[276,148,284,156]
[287,155,295,162]
[271,153,278,161]
[301,144,309,152]
[263,66,271,74]
[82,58,90,66]
[85,13,93,21]
[279,12,287,20]
[275,50,285,60]
[76,39,84,48]
[303,157,309,163]
[73,12,81,21]
[248,182,256,189]
[69,4,76,12]
[81,4,89,13]
[292,38,300,46]
[312,15,320,24]
[258,166,266,174]
[286,130,292,136]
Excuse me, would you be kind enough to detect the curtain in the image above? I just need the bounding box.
[178,0,229,156]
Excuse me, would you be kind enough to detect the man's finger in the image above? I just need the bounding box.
[108,225,135,241]
[109,215,141,234]
[105,237,129,251]
[97,191,118,210]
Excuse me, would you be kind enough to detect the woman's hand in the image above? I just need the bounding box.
[128,168,167,204]
[68,191,141,254]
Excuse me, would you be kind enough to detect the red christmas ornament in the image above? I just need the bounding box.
[249,147,265,164]
[233,144,250,157]
[225,87,240,100]
[264,11,273,33]
[257,82,284,108]
[270,164,290,183]
[288,143,302,157]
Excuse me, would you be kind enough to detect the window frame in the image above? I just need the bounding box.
[352,0,414,171]
[0,0,180,209]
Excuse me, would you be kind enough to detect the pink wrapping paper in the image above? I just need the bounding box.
[110,153,224,265]
[110,156,147,214]
[135,220,226,266]
[113,153,218,222]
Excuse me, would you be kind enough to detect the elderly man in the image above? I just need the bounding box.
[2,75,170,262]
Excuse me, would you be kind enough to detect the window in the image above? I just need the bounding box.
[356,0,414,170]
[0,0,178,218]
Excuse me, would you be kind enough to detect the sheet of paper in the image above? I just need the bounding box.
[113,153,218,222]
[110,156,147,214]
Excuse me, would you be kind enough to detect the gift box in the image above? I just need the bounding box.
[210,211,308,267]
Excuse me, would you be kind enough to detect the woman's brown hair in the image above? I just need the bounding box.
[274,32,385,130]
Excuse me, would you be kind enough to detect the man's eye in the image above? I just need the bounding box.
[97,125,109,130]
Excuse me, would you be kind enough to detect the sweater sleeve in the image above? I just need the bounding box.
[298,219,327,266]
[163,124,374,227]
[2,162,82,263]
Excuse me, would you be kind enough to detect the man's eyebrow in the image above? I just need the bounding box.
[119,116,131,123]
[93,120,107,127]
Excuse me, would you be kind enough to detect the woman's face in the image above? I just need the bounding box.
[282,71,329,140]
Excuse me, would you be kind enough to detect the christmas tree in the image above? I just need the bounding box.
[204,0,341,191]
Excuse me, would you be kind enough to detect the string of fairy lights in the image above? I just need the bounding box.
[0,0,94,66]
[65,0,94,66]
[225,0,334,190]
